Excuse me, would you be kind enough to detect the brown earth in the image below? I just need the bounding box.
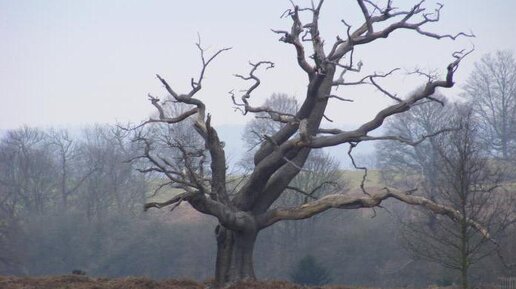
[0,275,410,289]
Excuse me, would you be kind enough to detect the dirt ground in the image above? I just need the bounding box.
[0,275,423,289]
[0,275,363,289]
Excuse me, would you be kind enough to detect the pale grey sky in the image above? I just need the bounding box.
[1,0,515,130]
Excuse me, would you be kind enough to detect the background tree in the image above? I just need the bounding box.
[0,127,57,215]
[241,93,299,160]
[130,1,489,287]
[377,92,451,197]
[463,50,516,161]
[380,104,515,289]
[48,128,97,210]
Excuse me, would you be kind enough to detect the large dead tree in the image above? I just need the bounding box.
[133,1,488,286]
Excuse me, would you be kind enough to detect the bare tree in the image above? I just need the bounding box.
[0,127,59,273]
[377,92,452,198]
[0,127,57,215]
[134,1,487,286]
[78,125,147,220]
[463,50,516,161]
[0,163,23,274]
[48,129,98,210]
[395,106,515,289]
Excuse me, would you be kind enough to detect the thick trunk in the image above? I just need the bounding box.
[214,225,257,287]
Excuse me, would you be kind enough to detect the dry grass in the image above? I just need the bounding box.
[0,276,203,289]
[0,276,356,289]
[0,276,483,289]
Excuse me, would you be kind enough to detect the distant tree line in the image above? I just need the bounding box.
[0,125,216,279]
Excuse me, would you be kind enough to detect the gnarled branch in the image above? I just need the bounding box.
[257,187,495,246]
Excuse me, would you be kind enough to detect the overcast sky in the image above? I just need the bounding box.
[1,0,515,131]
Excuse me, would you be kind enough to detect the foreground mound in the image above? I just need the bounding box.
[0,276,359,289]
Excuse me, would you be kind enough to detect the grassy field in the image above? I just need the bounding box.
[340,169,383,189]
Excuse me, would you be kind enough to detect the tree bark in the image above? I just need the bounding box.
[214,225,258,287]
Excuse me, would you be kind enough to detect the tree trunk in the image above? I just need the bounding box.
[460,212,469,289]
[214,225,257,287]
[461,266,469,289]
